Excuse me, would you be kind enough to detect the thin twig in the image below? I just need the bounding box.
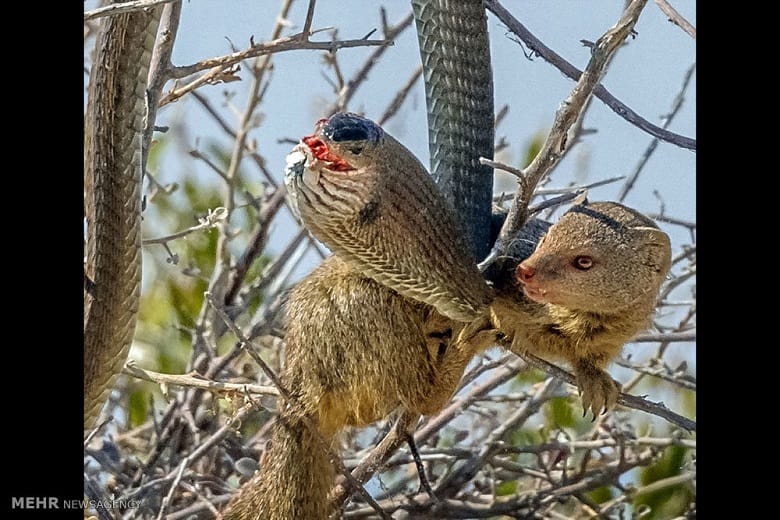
[378,65,423,126]
[618,63,696,202]
[329,11,415,115]
[84,416,113,447]
[156,459,186,520]
[613,358,696,390]
[142,207,227,245]
[224,185,288,305]
[434,377,563,496]
[162,33,392,106]
[122,362,280,397]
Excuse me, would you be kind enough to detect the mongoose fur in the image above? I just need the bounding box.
[490,201,672,416]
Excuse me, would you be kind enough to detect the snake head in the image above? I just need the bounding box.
[284,113,385,220]
[304,113,384,171]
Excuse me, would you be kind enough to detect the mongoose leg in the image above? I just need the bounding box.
[573,358,621,418]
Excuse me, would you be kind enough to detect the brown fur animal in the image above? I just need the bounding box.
[490,201,672,416]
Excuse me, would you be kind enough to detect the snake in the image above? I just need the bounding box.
[84,3,162,434]
[83,0,494,433]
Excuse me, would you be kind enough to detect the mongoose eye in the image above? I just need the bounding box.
[573,256,593,270]
[348,146,364,155]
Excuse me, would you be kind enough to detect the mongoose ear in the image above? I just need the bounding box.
[632,226,672,272]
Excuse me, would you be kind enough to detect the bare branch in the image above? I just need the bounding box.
[655,0,697,39]
[162,33,393,106]
[378,65,423,126]
[488,0,654,269]
[122,362,280,397]
[632,331,695,342]
[483,0,695,150]
[618,63,696,201]
[328,11,415,115]
[517,350,696,431]
[301,0,317,39]
[142,207,227,245]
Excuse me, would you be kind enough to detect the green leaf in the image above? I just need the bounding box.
[127,386,149,428]
[634,445,694,519]
[495,480,517,496]
[545,396,576,429]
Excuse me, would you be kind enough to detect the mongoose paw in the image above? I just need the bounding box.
[574,363,620,419]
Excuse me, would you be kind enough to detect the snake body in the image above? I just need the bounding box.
[83,5,161,433]
[412,0,494,261]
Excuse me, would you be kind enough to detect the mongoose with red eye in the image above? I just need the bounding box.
[489,200,672,416]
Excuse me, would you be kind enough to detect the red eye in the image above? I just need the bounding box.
[573,256,593,270]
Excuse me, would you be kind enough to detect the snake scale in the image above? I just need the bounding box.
[84,3,161,434]
[83,0,494,437]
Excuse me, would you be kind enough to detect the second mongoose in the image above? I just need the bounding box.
[489,200,672,416]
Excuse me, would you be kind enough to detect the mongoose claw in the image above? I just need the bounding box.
[574,362,620,419]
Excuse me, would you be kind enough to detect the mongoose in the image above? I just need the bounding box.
[223,114,495,520]
[489,201,672,416]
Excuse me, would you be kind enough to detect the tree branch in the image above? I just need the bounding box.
[516,350,696,431]
[483,0,695,150]
[162,32,393,106]
[122,361,280,397]
[484,0,653,272]
[654,0,696,39]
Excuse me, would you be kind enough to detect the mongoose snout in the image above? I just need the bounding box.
[515,262,549,303]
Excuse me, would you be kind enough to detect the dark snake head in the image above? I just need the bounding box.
[284,113,385,221]
[321,112,383,145]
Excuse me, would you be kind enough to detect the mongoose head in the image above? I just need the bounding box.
[515,201,672,314]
